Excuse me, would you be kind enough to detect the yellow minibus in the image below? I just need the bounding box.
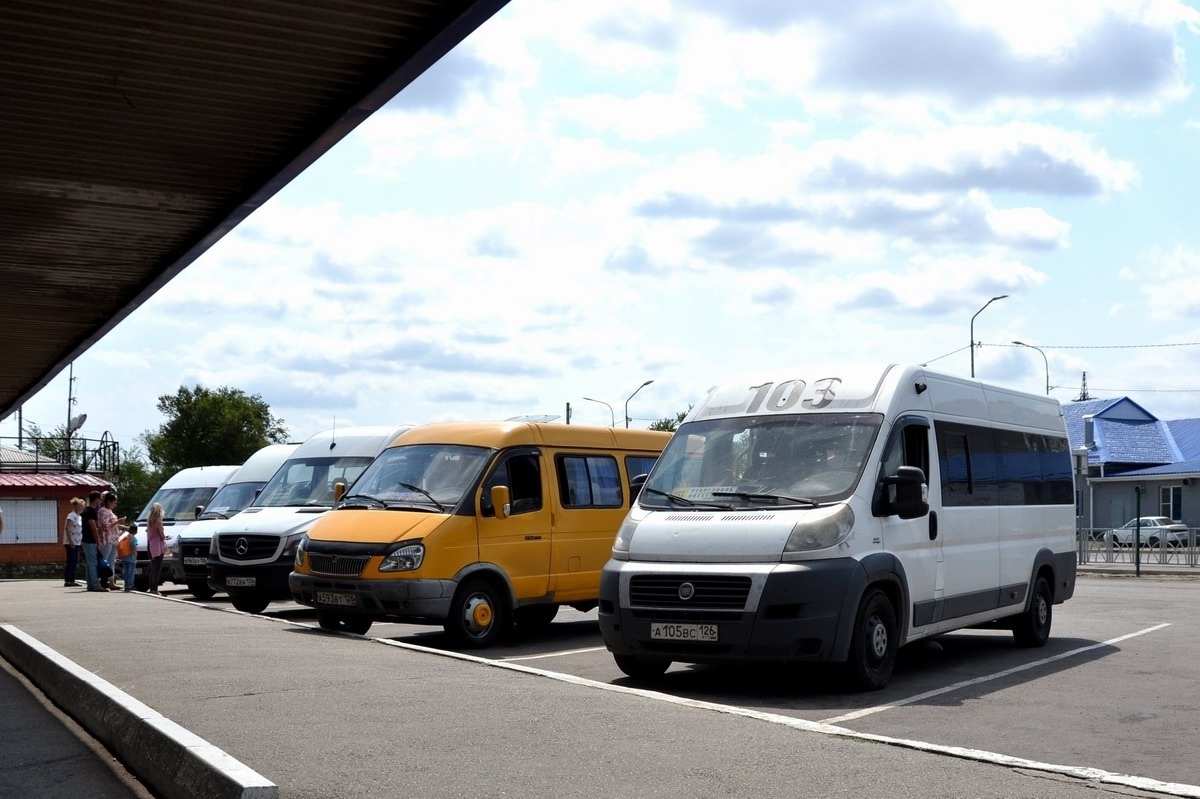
[290,421,670,646]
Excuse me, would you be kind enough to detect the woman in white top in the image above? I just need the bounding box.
[62,497,84,587]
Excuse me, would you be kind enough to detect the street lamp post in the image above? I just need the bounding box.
[1012,340,1050,395]
[969,295,1009,378]
[624,380,654,428]
[582,397,615,427]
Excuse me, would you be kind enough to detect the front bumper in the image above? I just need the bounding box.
[289,572,456,622]
[598,558,864,665]
[208,558,293,599]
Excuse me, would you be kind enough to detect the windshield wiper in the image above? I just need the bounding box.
[642,486,733,510]
[396,482,446,512]
[340,493,386,508]
[711,491,820,508]
[200,510,230,520]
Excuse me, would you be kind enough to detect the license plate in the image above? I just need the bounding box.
[183,557,207,566]
[225,576,256,587]
[650,622,718,642]
[315,591,357,608]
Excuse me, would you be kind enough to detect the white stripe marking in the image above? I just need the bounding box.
[820,623,1171,725]
[501,646,607,662]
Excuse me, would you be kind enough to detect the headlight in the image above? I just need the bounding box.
[611,516,637,560]
[379,543,424,572]
[294,536,307,569]
[164,540,179,560]
[783,505,854,555]
[282,535,304,562]
[209,535,219,556]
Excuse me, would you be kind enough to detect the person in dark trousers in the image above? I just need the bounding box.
[80,491,105,592]
[145,502,166,595]
[62,497,84,587]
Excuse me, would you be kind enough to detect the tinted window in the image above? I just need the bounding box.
[557,455,622,508]
[935,421,1072,507]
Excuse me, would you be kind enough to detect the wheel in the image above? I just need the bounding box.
[230,593,271,615]
[514,604,559,634]
[316,610,373,635]
[845,588,898,691]
[613,655,670,680]
[443,578,509,649]
[187,580,216,600]
[1013,576,1052,648]
[1147,537,1159,548]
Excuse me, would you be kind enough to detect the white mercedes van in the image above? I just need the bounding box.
[599,365,1077,689]
[208,425,412,614]
[175,442,299,599]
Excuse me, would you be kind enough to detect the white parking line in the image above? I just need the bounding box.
[500,646,607,662]
[820,623,1172,725]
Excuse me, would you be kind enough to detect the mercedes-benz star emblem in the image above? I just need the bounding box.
[678,582,695,601]
[235,537,250,556]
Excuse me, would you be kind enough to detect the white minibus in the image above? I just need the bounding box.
[599,365,1077,689]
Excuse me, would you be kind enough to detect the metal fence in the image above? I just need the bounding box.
[1077,528,1200,567]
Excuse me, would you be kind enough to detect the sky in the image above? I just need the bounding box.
[6,0,1200,455]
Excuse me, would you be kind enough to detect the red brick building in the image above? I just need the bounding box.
[0,472,114,578]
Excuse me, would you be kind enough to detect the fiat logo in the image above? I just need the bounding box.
[678,582,695,601]
[235,537,250,555]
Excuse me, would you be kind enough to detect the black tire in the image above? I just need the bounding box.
[316,610,373,635]
[1013,576,1052,648]
[443,578,509,649]
[514,604,559,634]
[230,593,271,615]
[845,588,898,691]
[187,580,216,601]
[613,655,670,681]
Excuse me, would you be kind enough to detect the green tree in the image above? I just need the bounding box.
[649,407,691,432]
[20,421,84,469]
[143,385,287,474]
[111,446,164,519]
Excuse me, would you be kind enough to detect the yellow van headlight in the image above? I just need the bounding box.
[379,543,424,572]
[783,505,854,555]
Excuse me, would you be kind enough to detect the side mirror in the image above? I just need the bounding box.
[334,481,347,503]
[194,505,205,518]
[490,485,511,520]
[630,474,648,502]
[886,466,929,520]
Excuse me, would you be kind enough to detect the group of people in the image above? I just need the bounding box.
[61,491,168,594]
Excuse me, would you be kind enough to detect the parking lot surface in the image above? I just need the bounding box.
[3,573,1198,798]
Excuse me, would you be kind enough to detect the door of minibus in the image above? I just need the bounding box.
[478,448,551,600]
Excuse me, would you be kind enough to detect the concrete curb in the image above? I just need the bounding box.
[0,624,276,799]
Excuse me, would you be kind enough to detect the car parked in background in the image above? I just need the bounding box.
[1105,517,1189,547]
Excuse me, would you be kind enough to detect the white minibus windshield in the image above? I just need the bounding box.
[643,413,883,507]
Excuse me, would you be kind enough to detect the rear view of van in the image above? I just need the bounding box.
[175,443,300,599]
[134,464,240,590]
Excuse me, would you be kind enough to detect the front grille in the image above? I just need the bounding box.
[181,542,209,560]
[308,554,369,577]
[217,534,279,561]
[629,574,752,610]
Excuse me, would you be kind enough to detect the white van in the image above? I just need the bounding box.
[599,365,1077,689]
[208,425,412,614]
[134,464,240,589]
[175,443,300,599]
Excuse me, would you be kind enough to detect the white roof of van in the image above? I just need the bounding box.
[156,464,241,489]
[225,442,300,483]
[292,425,414,458]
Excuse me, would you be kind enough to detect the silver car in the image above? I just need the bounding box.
[1106,517,1190,547]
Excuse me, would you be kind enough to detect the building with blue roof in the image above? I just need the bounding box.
[1063,397,1200,533]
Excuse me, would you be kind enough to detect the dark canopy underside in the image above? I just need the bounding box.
[0,0,509,420]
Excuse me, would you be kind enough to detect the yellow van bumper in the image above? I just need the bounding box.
[289,571,455,620]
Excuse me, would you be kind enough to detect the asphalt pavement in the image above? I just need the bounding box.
[1,561,1196,799]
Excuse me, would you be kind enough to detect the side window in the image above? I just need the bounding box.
[482,452,543,516]
[557,455,622,508]
[625,455,658,491]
